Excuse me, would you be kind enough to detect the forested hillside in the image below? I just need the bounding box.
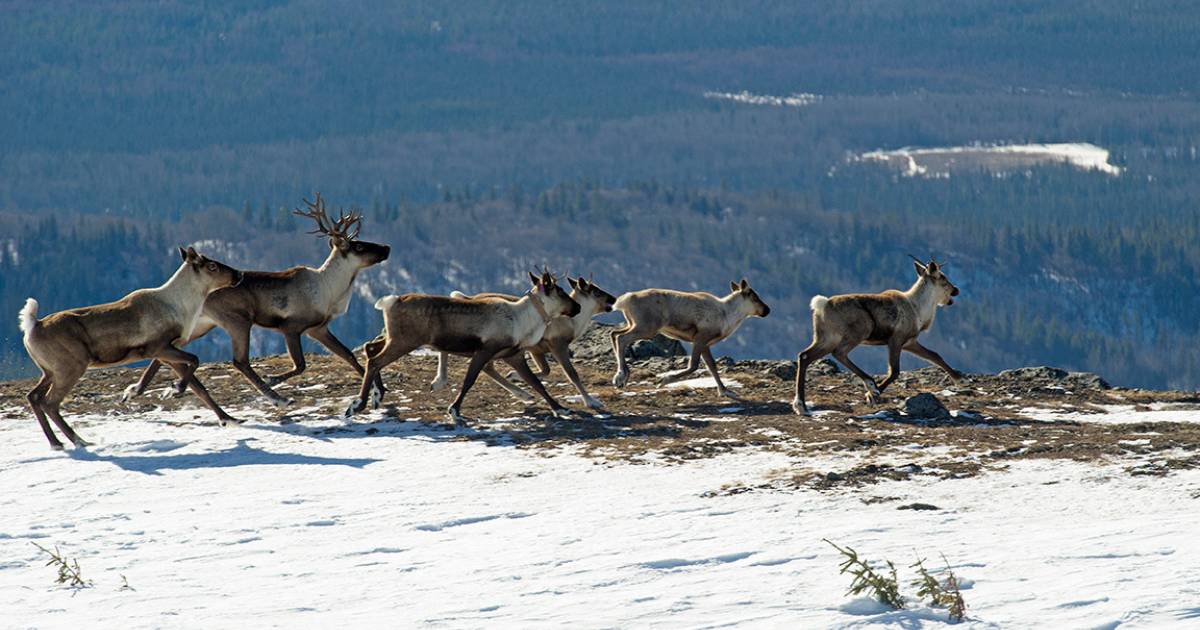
[4,1,1200,391]
[5,174,1200,390]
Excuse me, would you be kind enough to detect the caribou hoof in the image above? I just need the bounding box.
[716,387,741,400]
[583,395,605,410]
[791,398,811,416]
[369,383,383,410]
[345,398,364,418]
[612,371,629,388]
[158,387,184,401]
[552,407,574,418]
[446,407,466,424]
[121,384,140,402]
[218,417,245,428]
[265,392,293,407]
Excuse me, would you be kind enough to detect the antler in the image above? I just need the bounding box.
[293,191,363,241]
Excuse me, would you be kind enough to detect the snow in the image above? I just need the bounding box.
[859,143,1122,177]
[1019,403,1200,425]
[3,400,1200,629]
[702,90,822,107]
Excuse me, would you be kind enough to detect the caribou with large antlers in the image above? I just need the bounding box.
[20,247,244,450]
[124,192,391,405]
[792,256,965,416]
[346,269,581,423]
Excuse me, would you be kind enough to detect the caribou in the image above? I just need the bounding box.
[792,256,965,416]
[20,247,243,450]
[611,279,771,398]
[430,276,617,409]
[123,192,390,406]
[346,269,581,422]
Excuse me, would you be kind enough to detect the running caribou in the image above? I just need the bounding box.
[611,279,771,398]
[430,276,617,409]
[123,192,390,406]
[792,256,965,416]
[20,247,243,450]
[346,269,581,422]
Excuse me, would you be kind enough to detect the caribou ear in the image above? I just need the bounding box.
[186,247,201,264]
[568,277,579,290]
[740,278,749,290]
[528,271,540,286]
[927,260,939,274]
[179,246,187,261]
[730,281,739,293]
[913,261,928,276]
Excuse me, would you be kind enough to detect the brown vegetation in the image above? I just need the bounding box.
[4,349,1199,491]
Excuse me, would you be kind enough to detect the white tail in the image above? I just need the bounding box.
[375,295,399,310]
[19,298,39,340]
[810,295,829,313]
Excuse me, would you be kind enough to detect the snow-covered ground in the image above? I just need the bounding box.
[3,400,1200,629]
[858,143,1122,177]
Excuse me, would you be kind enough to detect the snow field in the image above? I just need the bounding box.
[2,401,1200,629]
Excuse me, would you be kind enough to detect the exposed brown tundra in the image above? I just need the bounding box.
[20,247,243,450]
[792,256,965,416]
[124,192,391,406]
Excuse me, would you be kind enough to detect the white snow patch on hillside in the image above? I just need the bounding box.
[859,143,1122,177]
[2,401,1200,629]
[703,90,822,107]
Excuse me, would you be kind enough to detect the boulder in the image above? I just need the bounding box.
[901,392,952,422]
[997,365,1110,390]
[571,322,685,361]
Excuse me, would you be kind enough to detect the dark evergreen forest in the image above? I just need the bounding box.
[3,1,1200,390]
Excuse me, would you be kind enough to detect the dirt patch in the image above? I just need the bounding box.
[5,353,1200,489]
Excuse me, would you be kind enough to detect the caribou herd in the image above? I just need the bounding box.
[18,194,964,450]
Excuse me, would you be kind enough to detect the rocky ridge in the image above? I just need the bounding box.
[4,323,1200,493]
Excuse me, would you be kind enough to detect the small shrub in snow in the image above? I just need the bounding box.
[912,553,967,622]
[826,539,969,622]
[824,539,905,610]
[31,542,91,588]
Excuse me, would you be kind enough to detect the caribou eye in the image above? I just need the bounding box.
[355,243,363,251]
[207,262,217,271]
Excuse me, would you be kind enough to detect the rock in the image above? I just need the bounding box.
[570,322,686,361]
[1066,371,1111,390]
[998,366,1069,381]
[897,503,940,511]
[808,358,841,376]
[901,392,952,422]
[898,365,952,385]
[996,365,1110,390]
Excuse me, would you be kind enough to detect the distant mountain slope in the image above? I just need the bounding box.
[4,179,1200,390]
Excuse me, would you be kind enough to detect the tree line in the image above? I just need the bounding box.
[4,177,1200,391]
